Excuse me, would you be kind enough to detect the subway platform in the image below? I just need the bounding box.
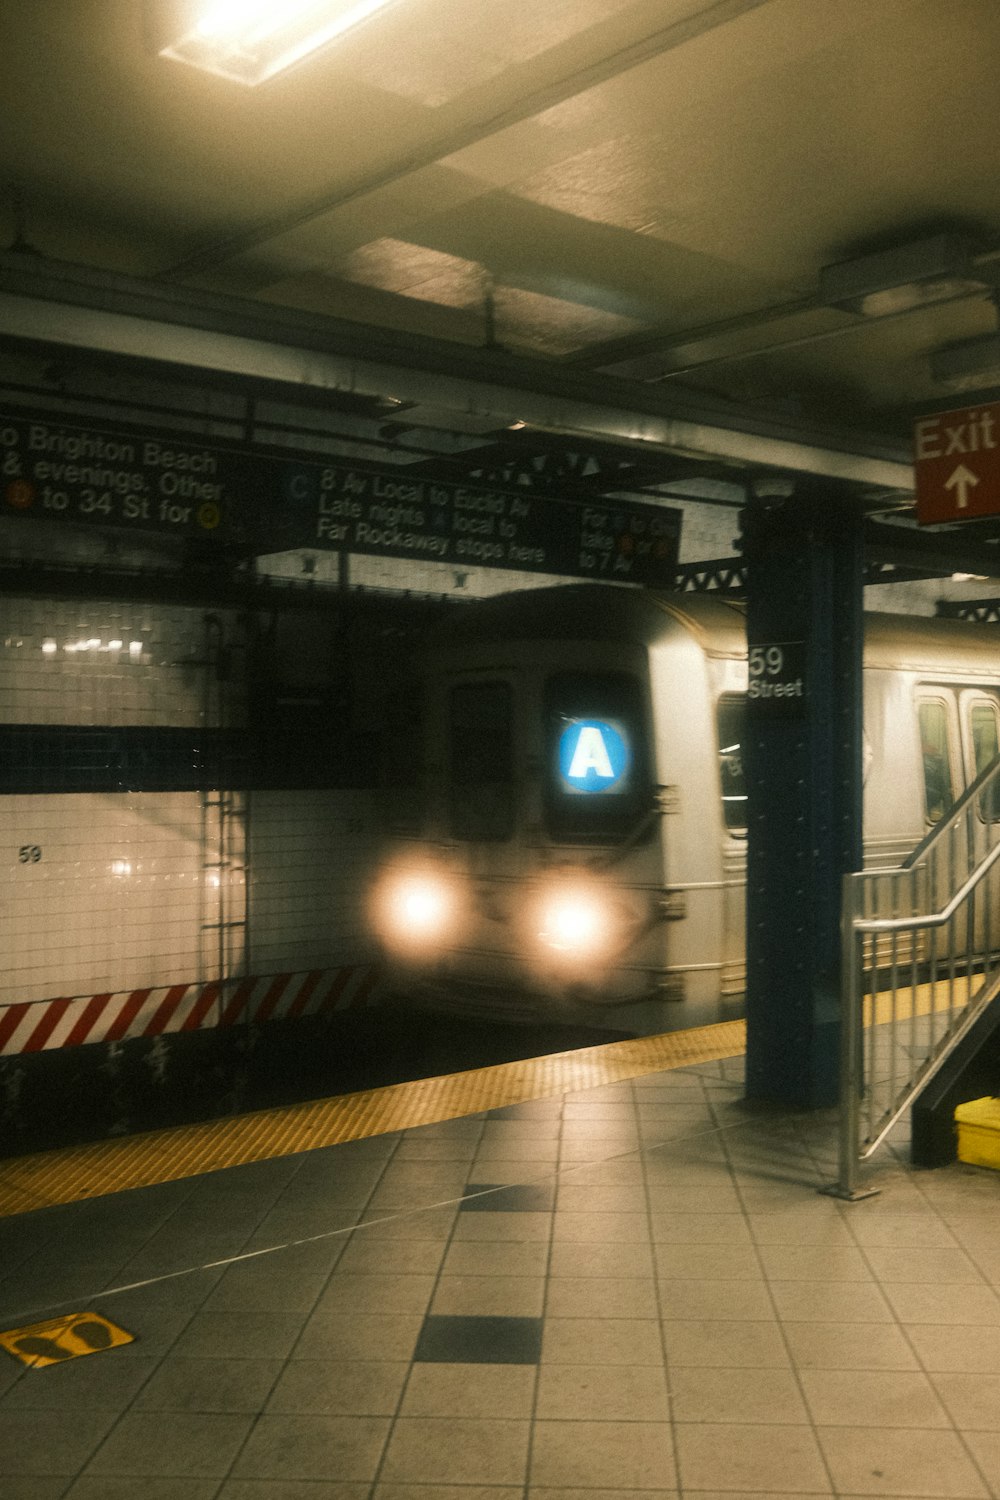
[1,1028,999,1499]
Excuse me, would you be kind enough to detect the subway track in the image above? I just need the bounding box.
[0,1003,638,1162]
[0,1017,746,1219]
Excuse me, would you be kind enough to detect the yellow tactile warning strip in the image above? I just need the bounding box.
[869,973,974,1026]
[0,1312,134,1368]
[0,1019,746,1220]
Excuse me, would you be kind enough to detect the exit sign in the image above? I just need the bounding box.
[914,401,1000,524]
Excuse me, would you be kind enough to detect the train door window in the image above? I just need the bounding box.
[717,693,747,834]
[544,671,649,842]
[967,698,1000,822]
[379,683,426,834]
[917,698,955,824]
[448,680,515,842]
[968,700,999,775]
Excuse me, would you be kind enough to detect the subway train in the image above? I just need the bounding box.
[368,584,1000,1036]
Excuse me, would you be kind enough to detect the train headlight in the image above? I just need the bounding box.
[534,877,619,965]
[371,864,460,957]
[401,876,450,932]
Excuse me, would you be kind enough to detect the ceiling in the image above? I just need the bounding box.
[2,0,1000,500]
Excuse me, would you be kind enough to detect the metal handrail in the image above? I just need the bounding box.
[856,839,1000,935]
[832,749,1000,1198]
[902,750,1000,871]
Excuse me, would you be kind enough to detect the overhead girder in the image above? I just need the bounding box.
[0,252,913,496]
[0,558,462,618]
[674,558,748,594]
[674,517,1000,596]
[400,425,734,502]
[863,518,1000,579]
[936,599,1000,623]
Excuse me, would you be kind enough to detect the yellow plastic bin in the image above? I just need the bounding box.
[954,1097,1000,1170]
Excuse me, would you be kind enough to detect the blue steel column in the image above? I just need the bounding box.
[742,479,864,1108]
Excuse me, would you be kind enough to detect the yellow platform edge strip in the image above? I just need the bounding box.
[0,1020,746,1219]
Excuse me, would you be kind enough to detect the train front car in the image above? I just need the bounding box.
[369,585,748,1035]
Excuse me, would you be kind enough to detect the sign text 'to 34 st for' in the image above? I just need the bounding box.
[914,401,1000,524]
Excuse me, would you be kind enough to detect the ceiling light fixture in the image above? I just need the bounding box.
[930,331,1000,392]
[153,0,400,85]
[820,234,998,318]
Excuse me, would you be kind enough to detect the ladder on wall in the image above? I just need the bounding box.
[199,615,249,1004]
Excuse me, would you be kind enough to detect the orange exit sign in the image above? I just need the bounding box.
[914,402,1000,524]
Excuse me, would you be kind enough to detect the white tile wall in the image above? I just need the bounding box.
[0,513,191,574]
[0,598,245,727]
[257,547,589,598]
[248,790,382,976]
[1,793,204,1004]
[1,786,383,1005]
[864,574,1000,616]
[1,595,382,1008]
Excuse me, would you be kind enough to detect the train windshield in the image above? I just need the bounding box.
[448,680,515,841]
[544,671,648,842]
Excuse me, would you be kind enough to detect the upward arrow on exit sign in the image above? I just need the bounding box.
[914,402,1000,524]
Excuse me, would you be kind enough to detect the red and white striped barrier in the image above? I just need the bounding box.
[0,966,384,1056]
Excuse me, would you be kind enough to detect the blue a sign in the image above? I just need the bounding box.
[559,721,630,793]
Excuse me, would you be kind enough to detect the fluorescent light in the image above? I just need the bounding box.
[820,235,995,318]
[155,0,400,84]
[930,332,1000,392]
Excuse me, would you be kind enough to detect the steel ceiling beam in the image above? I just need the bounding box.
[401,427,714,498]
[936,599,1000,622]
[156,0,778,283]
[863,519,1000,579]
[0,254,913,494]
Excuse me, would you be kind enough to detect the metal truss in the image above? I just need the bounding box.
[673,540,998,596]
[936,599,1000,623]
[674,558,747,593]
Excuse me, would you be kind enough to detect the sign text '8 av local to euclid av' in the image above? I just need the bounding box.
[273,456,681,585]
[2,411,681,585]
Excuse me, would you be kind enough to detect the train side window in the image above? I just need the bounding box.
[918,698,954,824]
[968,699,1000,822]
[379,683,426,834]
[969,700,999,775]
[717,693,747,835]
[448,680,515,842]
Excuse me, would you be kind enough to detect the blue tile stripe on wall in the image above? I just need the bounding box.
[0,726,375,793]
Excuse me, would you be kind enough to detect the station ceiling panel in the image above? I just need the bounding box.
[1,1,999,502]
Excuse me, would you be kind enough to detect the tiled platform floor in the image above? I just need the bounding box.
[1,1051,999,1498]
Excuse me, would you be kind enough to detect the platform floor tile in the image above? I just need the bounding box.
[1,1046,998,1498]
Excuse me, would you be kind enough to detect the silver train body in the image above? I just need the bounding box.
[369,584,1000,1035]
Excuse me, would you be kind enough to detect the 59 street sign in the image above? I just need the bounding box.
[747,641,807,716]
[914,401,1000,524]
